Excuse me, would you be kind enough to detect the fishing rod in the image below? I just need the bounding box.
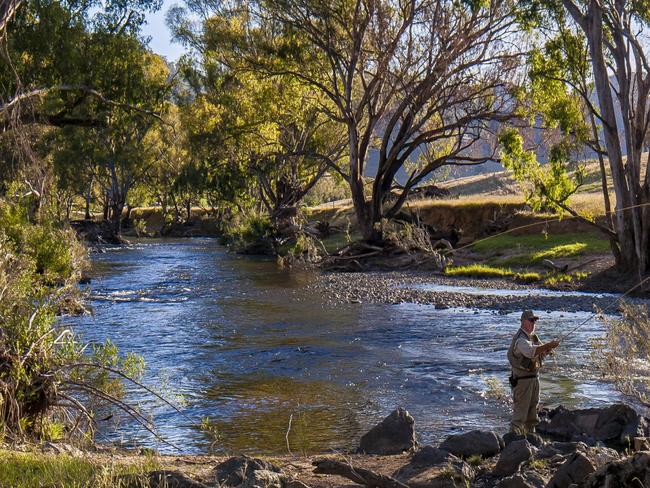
[432,199,650,344]
[556,274,650,343]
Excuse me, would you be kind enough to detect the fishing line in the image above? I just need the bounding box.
[437,199,650,348]
[449,200,650,256]
[556,274,650,343]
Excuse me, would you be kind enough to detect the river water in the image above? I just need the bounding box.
[63,238,621,454]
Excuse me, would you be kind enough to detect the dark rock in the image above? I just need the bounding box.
[496,474,534,488]
[394,459,474,488]
[439,430,503,458]
[411,446,458,466]
[537,441,580,459]
[119,471,209,488]
[214,456,283,487]
[359,407,417,455]
[493,439,534,477]
[546,452,595,488]
[581,451,650,487]
[584,445,619,468]
[503,432,544,448]
[538,404,647,447]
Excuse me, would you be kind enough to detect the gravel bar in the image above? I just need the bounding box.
[306,271,649,313]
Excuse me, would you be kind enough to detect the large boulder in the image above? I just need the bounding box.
[581,451,650,487]
[439,430,504,458]
[240,470,284,488]
[359,407,417,455]
[119,471,209,488]
[546,452,595,488]
[215,456,283,487]
[411,446,459,466]
[538,404,648,447]
[493,439,535,477]
[496,474,534,488]
[503,432,544,448]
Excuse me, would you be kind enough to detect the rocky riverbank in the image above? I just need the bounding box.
[17,403,650,488]
[305,271,649,313]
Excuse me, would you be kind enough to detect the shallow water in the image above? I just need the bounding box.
[63,238,621,454]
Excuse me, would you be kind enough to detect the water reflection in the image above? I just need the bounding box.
[63,238,622,454]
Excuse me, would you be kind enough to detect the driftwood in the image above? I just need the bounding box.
[542,259,569,273]
[322,239,447,272]
[312,459,409,488]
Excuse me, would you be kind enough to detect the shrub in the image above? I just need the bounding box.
[0,198,148,445]
[591,303,650,407]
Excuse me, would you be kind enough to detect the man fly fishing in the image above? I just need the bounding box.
[507,310,560,435]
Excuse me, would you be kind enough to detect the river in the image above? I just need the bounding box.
[62,238,621,454]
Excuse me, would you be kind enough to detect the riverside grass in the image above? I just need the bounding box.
[444,264,541,283]
[444,264,589,287]
[0,450,162,488]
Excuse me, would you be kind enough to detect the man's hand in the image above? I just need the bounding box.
[535,339,561,357]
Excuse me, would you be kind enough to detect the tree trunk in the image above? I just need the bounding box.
[103,192,110,221]
[186,200,191,222]
[85,194,92,220]
[110,201,124,237]
[583,3,639,273]
[349,127,380,241]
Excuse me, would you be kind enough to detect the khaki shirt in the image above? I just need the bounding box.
[514,329,536,359]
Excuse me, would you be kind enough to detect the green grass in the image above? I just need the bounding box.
[497,242,590,267]
[472,232,609,254]
[466,454,485,466]
[445,264,514,278]
[444,264,591,287]
[444,264,541,282]
[528,458,549,471]
[319,231,362,254]
[474,232,609,269]
[0,450,162,488]
[543,271,589,287]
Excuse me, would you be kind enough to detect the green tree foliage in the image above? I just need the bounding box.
[171,5,346,228]
[1,0,171,235]
[510,0,650,274]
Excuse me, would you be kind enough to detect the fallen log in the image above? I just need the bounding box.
[312,459,409,488]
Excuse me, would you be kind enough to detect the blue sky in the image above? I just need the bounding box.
[142,0,187,61]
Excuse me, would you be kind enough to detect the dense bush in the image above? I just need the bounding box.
[220,213,276,250]
[0,198,144,443]
[0,201,86,285]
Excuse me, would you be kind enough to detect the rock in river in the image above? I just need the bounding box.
[537,403,648,446]
[439,430,504,458]
[359,407,417,455]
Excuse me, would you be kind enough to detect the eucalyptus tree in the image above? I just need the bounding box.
[504,1,650,276]
[0,0,165,219]
[255,0,525,241]
[170,6,346,225]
